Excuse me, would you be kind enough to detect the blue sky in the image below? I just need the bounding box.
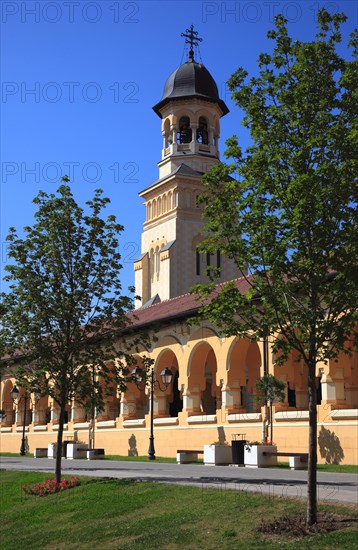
[1,0,357,296]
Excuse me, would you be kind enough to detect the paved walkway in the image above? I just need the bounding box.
[1,457,357,505]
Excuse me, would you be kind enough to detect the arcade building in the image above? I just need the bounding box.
[1,29,357,464]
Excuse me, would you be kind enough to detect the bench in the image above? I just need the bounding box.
[263,451,308,470]
[87,448,105,460]
[176,449,203,464]
[34,448,47,458]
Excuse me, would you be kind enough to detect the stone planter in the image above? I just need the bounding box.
[66,443,88,459]
[48,442,67,458]
[48,443,57,459]
[204,444,232,465]
[244,444,277,468]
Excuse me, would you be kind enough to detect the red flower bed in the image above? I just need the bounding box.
[22,476,80,496]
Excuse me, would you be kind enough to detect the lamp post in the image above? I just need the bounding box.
[10,385,30,456]
[131,366,173,460]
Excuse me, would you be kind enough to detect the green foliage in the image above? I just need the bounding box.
[256,375,285,405]
[193,9,358,525]
[0,184,152,478]
[194,8,357,369]
[1,185,144,405]
[256,375,285,443]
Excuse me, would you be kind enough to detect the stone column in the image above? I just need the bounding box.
[51,403,59,424]
[120,391,137,420]
[321,368,346,406]
[221,381,243,413]
[182,385,201,415]
[345,384,358,407]
[32,403,41,425]
[15,403,21,425]
[295,388,309,409]
[3,404,15,426]
[96,400,109,422]
[153,393,168,418]
[71,401,85,423]
[191,123,198,154]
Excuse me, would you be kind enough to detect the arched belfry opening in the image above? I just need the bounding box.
[197,116,209,145]
[177,116,192,144]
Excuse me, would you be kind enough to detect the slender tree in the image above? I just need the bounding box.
[193,10,357,526]
[255,374,285,444]
[1,182,149,481]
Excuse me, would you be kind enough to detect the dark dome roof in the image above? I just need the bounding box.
[153,60,229,117]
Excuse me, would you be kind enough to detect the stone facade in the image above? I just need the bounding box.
[1,305,357,463]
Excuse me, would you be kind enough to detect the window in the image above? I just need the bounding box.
[150,249,154,281]
[164,118,171,148]
[177,116,192,144]
[155,246,160,277]
[196,249,200,275]
[157,197,162,216]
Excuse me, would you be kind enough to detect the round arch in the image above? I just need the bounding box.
[225,339,261,414]
[1,379,15,426]
[154,348,182,417]
[186,341,219,416]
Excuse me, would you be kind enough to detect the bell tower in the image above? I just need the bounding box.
[134,27,237,308]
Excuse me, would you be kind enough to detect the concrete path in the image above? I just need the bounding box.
[1,457,357,505]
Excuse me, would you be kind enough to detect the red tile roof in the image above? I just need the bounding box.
[1,277,253,361]
[127,275,252,329]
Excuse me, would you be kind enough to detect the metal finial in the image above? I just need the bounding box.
[181,25,203,62]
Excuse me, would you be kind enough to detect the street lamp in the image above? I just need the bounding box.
[10,385,30,456]
[131,366,173,460]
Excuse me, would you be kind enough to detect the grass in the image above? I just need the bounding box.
[1,470,357,549]
[276,462,358,474]
[0,452,33,458]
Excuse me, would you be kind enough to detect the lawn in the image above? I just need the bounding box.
[276,462,358,474]
[1,471,357,549]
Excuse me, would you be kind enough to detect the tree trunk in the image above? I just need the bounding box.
[262,403,268,443]
[269,401,273,444]
[307,359,318,526]
[55,402,65,483]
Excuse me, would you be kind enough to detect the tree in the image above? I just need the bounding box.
[193,10,357,526]
[1,182,149,481]
[255,374,285,444]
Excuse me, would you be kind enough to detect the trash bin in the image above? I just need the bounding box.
[231,434,247,465]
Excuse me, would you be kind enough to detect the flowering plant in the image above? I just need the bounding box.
[22,476,80,496]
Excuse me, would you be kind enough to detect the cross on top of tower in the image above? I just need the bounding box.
[181,25,203,62]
